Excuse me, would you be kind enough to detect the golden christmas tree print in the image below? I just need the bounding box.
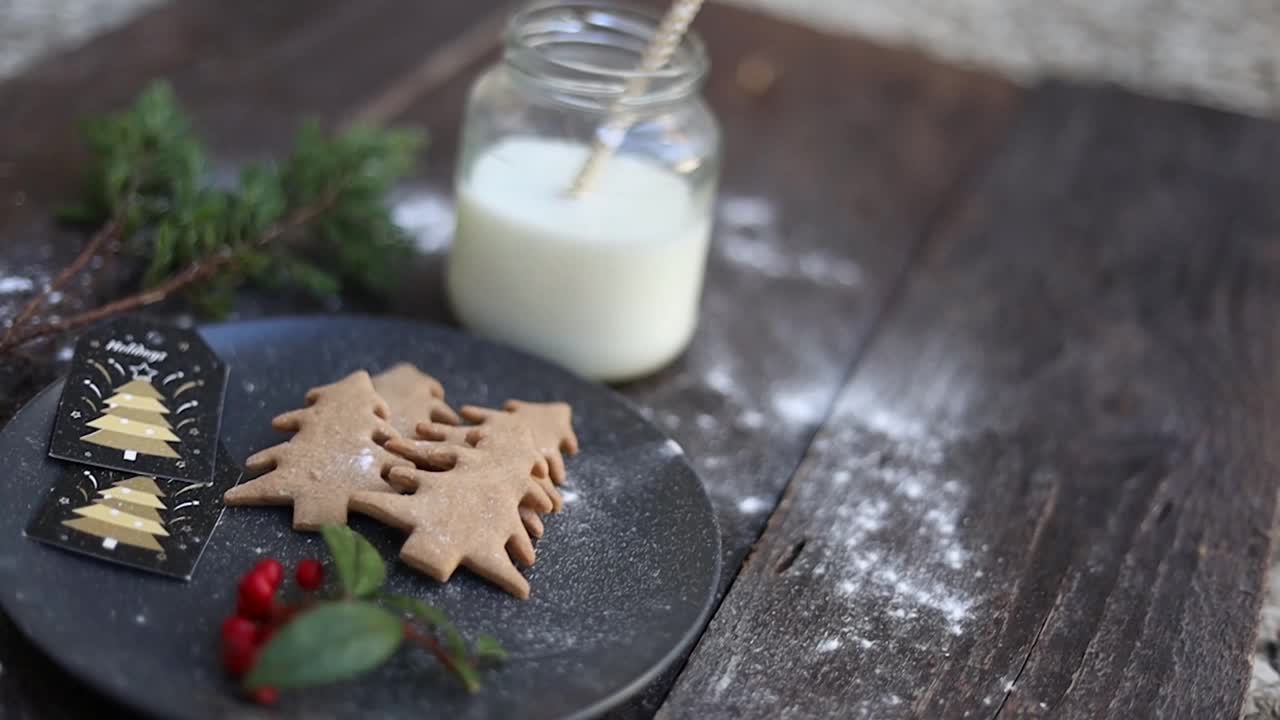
[80,363,181,460]
[62,475,170,552]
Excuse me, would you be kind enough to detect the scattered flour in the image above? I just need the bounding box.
[0,276,34,294]
[737,409,766,430]
[716,194,863,287]
[719,195,776,228]
[817,637,841,653]
[704,364,737,396]
[712,655,742,700]
[561,489,581,504]
[56,345,73,361]
[772,384,830,425]
[134,614,146,625]
[354,449,376,472]
[720,234,863,287]
[392,188,455,254]
[737,496,771,515]
[661,439,684,457]
[818,420,978,640]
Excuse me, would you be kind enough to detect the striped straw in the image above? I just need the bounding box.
[568,0,706,197]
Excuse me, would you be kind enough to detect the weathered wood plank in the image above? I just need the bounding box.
[658,82,1280,719]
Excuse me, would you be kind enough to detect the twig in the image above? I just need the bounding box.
[2,215,124,346]
[401,623,465,679]
[0,198,334,354]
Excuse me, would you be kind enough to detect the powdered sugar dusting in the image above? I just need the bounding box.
[737,496,770,515]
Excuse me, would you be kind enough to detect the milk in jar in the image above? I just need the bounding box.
[448,0,719,380]
[449,137,713,381]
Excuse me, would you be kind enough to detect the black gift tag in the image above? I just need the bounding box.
[25,445,242,580]
[48,318,228,483]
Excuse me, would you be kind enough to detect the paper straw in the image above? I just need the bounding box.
[568,0,705,197]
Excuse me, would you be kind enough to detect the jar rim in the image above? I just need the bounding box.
[503,0,709,108]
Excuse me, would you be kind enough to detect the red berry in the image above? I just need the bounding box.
[252,559,284,588]
[221,616,257,649]
[222,642,257,677]
[253,623,276,647]
[250,687,279,705]
[296,559,324,591]
[237,572,276,620]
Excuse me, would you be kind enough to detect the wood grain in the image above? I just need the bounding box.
[657,83,1280,719]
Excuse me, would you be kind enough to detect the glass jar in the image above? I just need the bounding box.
[449,0,720,382]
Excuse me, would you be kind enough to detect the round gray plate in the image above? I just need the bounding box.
[0,316,720,720]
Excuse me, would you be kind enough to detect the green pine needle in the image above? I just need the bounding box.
[63,80,424,315]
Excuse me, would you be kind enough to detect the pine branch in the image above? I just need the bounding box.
[0,199,332,353]
[2,80,423,355]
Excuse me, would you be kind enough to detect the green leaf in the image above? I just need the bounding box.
[472,634,508,663]
[243,602,403,690]
[379,593,482,692]
[320,524,386,598]
[452,656,482,694]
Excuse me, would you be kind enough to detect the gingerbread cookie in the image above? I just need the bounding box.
[405,419,563,513]
[350,440,555,599]
[371,363,460,437]
[225,371,409,531]
[459,401,579,485]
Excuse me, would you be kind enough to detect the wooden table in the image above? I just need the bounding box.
[2,2,1277,718]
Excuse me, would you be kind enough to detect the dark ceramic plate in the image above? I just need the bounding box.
[0,315,720,720]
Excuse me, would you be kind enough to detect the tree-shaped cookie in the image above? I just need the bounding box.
[224,371,409,531]
[459,401,579,484]
[350,439,554,599]
[371,363,460,438]
[403,419,563,513]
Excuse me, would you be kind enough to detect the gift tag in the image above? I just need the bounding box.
[48,318,228,483]
[25,445,241,580]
